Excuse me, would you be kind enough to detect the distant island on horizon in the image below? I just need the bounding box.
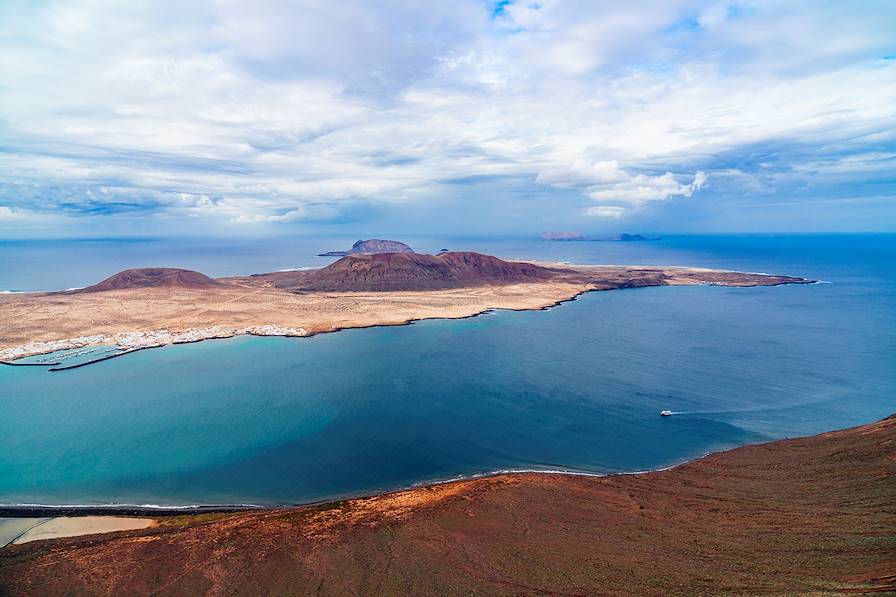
[318,238,415,256]
[541,232,662,242]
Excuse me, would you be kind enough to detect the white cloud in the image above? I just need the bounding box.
[0,207,25,220]
[539,161,708,205]
[231,203,342,224]
[536,160,628,187]
[586,170,707,203]
[0,0,893,228]
[0,206,44,222]
[583,205,626,218]
[0,206,53,228]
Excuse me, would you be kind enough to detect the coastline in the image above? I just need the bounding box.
[0,423,811,517]
[0,264,813,365]
[0,325,309,363]
[0,261,823,535]
[2,414,892,595]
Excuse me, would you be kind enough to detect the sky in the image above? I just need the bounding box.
[0,0,894,238]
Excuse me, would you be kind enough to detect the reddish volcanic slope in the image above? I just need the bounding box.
[289,251,557,291]
[74,268,224,293]
[1,415,893,596]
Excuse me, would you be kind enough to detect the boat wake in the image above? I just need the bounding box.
[662,410,745,416]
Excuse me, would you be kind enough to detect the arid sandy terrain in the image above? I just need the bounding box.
[0,260,809,360]
[2,518,155,546]
[1,414,892,595]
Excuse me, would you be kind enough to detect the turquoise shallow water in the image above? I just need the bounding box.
[1,235,894,506]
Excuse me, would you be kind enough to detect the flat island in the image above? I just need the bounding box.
[0,251,811,363]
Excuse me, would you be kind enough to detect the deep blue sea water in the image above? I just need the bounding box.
[1,234,894,506]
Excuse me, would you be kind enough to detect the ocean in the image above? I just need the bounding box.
[1,234,894,506]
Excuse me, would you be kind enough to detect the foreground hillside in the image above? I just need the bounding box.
[2,415,893,595]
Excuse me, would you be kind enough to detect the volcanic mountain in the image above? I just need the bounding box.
[318,238,414,256]
[74,268,224,293]
[287,251,557,291]
[349,239,414,254]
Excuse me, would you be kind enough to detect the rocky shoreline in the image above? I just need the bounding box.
[0,261,812,367]
[0,325,308,363]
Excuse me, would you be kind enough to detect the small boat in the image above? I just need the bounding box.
[660,410,673,417]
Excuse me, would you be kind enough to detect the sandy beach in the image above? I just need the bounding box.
[0,517,155,547]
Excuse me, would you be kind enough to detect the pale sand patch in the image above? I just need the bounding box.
[0,518,51,547]
[11,516,156,544]
[0,280,595,358]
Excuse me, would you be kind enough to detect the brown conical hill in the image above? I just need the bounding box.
[291,251,556,291]
[75,268,224,293]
